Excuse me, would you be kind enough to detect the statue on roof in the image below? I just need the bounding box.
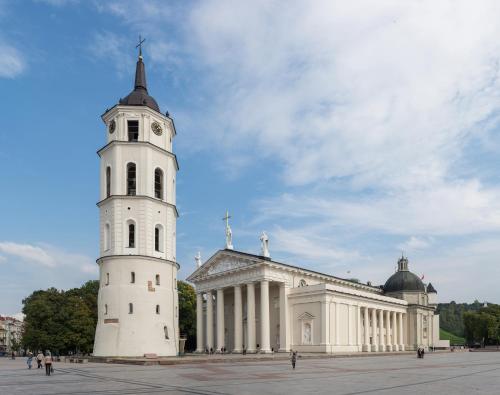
[260,231,270,258]
[223,210,233,250]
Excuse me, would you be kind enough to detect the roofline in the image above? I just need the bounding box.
[188,249,383,292]
[97,254,180,270]
[97,140,180,171]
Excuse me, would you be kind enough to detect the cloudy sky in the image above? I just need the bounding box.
[1,0,500,316]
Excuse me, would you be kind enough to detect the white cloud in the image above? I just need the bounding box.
[0,255,6,263]
[398,236,433,252]
[0,43,26,78]
[0,241,95,273]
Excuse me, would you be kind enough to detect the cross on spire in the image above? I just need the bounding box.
[136,35,146,58]
[222,210,231,228]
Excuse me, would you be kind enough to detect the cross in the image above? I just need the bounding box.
[222,210,231,228]
[136,35,146,57]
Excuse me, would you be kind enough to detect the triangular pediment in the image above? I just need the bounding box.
[186,250,261,282]
[298,312,315,320]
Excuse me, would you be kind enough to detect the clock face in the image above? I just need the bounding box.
[151,121,163,136]
[109,120,116,134]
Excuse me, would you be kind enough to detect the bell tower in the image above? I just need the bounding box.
[93,40,179,357]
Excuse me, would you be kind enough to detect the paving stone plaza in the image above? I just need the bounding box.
[1,352,499,395]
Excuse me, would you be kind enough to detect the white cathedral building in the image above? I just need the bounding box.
[92,43,448,358]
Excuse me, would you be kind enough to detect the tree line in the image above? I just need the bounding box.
[20,280,196,355]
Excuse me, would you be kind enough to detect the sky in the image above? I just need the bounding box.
[1,0,500,317]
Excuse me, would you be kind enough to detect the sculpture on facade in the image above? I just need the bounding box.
[223,210,234,250]
[260,231,270,258]
[195,251,202,268]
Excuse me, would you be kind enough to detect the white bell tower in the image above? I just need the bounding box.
[93,41,179,357]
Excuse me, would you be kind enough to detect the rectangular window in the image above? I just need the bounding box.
[129,303,133,314]
[155,274,160,286]
[131,272,135,283]
[105,273,109,285]
[128,120,139,142]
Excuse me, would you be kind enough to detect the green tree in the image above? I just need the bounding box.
[178,280,196,351]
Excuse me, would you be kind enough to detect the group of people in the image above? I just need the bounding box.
[25,351,54,375]
[417,346,425,359]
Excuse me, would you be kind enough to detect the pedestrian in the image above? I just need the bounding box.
[11,351,15,360]
[44,351,53,376]
[27,352,33,369]
[291,351,297,369]
[36,351,44,369]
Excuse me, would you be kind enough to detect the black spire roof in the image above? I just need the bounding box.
[427,282,437,293]
[119,52,160,113]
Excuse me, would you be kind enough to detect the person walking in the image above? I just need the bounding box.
[26,352,33,370]
[36,352,44,369]
[44,351,53,376]
[291,351,297,369]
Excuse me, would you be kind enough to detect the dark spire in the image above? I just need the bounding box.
[427,282,437,293]
[118,36,160,113]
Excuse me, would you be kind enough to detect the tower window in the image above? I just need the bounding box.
[104,304,108,315]
[156,305,160,314]
[154,168,163,199]
[155,274,160,286]
[154,225,164,252]
[106,166,111,198]
[104,223,111,251]
[128,120,139,142]
[128,223,135,248]
[127,163,136,196]
[129,303,133,314]
[105,273,109,285]
[131,272,135,283]
[164,325,169,339]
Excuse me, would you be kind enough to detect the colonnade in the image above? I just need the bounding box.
[362,307,405,352]
[196,280,287,354]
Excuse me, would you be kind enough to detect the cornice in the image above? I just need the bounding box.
[97,195,179,218]
[97,254,180,270]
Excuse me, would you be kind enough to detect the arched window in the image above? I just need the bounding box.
[131,272,135,283]
[156,305,160,314]
[104,223,110,251]
[155,274,160,286]
[129,303,133,314]
[154,225,164,252]
[128,222,135,248]
[154,168,163,199]
[104,304,108,315]
[106,166,111,198]
[127,163,136,196]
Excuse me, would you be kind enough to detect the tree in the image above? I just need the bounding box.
[178,280,196,351]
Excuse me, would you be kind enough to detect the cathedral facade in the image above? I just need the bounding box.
[93,46,179,357]
[187,250,449,354]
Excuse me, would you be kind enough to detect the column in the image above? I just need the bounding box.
[216,288,225,352]
[320,300,330,347]
[363,307,370,352]
[348,305,353,345]
[335,302,340,346]
[233,285,242,353]
[206,290,214,351]
[260,280,271,353]
[386,310,392,351]
[196,292,204,353]
[392,311,398,351]
[279,283,290,352]
[399,313,405,351]
[378,309,384,352]
[356,306,362,348]
[371,308,378,352]
[246,283,256,352]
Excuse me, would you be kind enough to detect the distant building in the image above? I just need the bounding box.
[0,316,23,353]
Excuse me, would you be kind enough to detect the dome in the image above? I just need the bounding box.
[384,256,425,293]
[119,55,160,113]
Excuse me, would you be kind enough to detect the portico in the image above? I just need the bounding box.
[187,249,422,354]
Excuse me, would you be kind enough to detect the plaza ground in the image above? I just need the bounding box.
[1,351,499,394]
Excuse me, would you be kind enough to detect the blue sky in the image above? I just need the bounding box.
[1,0,500,316]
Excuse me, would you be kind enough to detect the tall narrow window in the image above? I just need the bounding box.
[104,304,108,315]
[105,273,109,285]
[131,272,135,283]
[106,166,111,198]
[128,223,135,248]
[104,223,111,251]
[127,120,139,142]
[129,303,133,314]
[156,305,160,314]
[154,168,163,199]
[154,225,164,252]
[155,274,160,286]
[127,163,136,196]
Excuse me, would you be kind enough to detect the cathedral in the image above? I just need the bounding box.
[187,247,449,354]
[92,42,448,357]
